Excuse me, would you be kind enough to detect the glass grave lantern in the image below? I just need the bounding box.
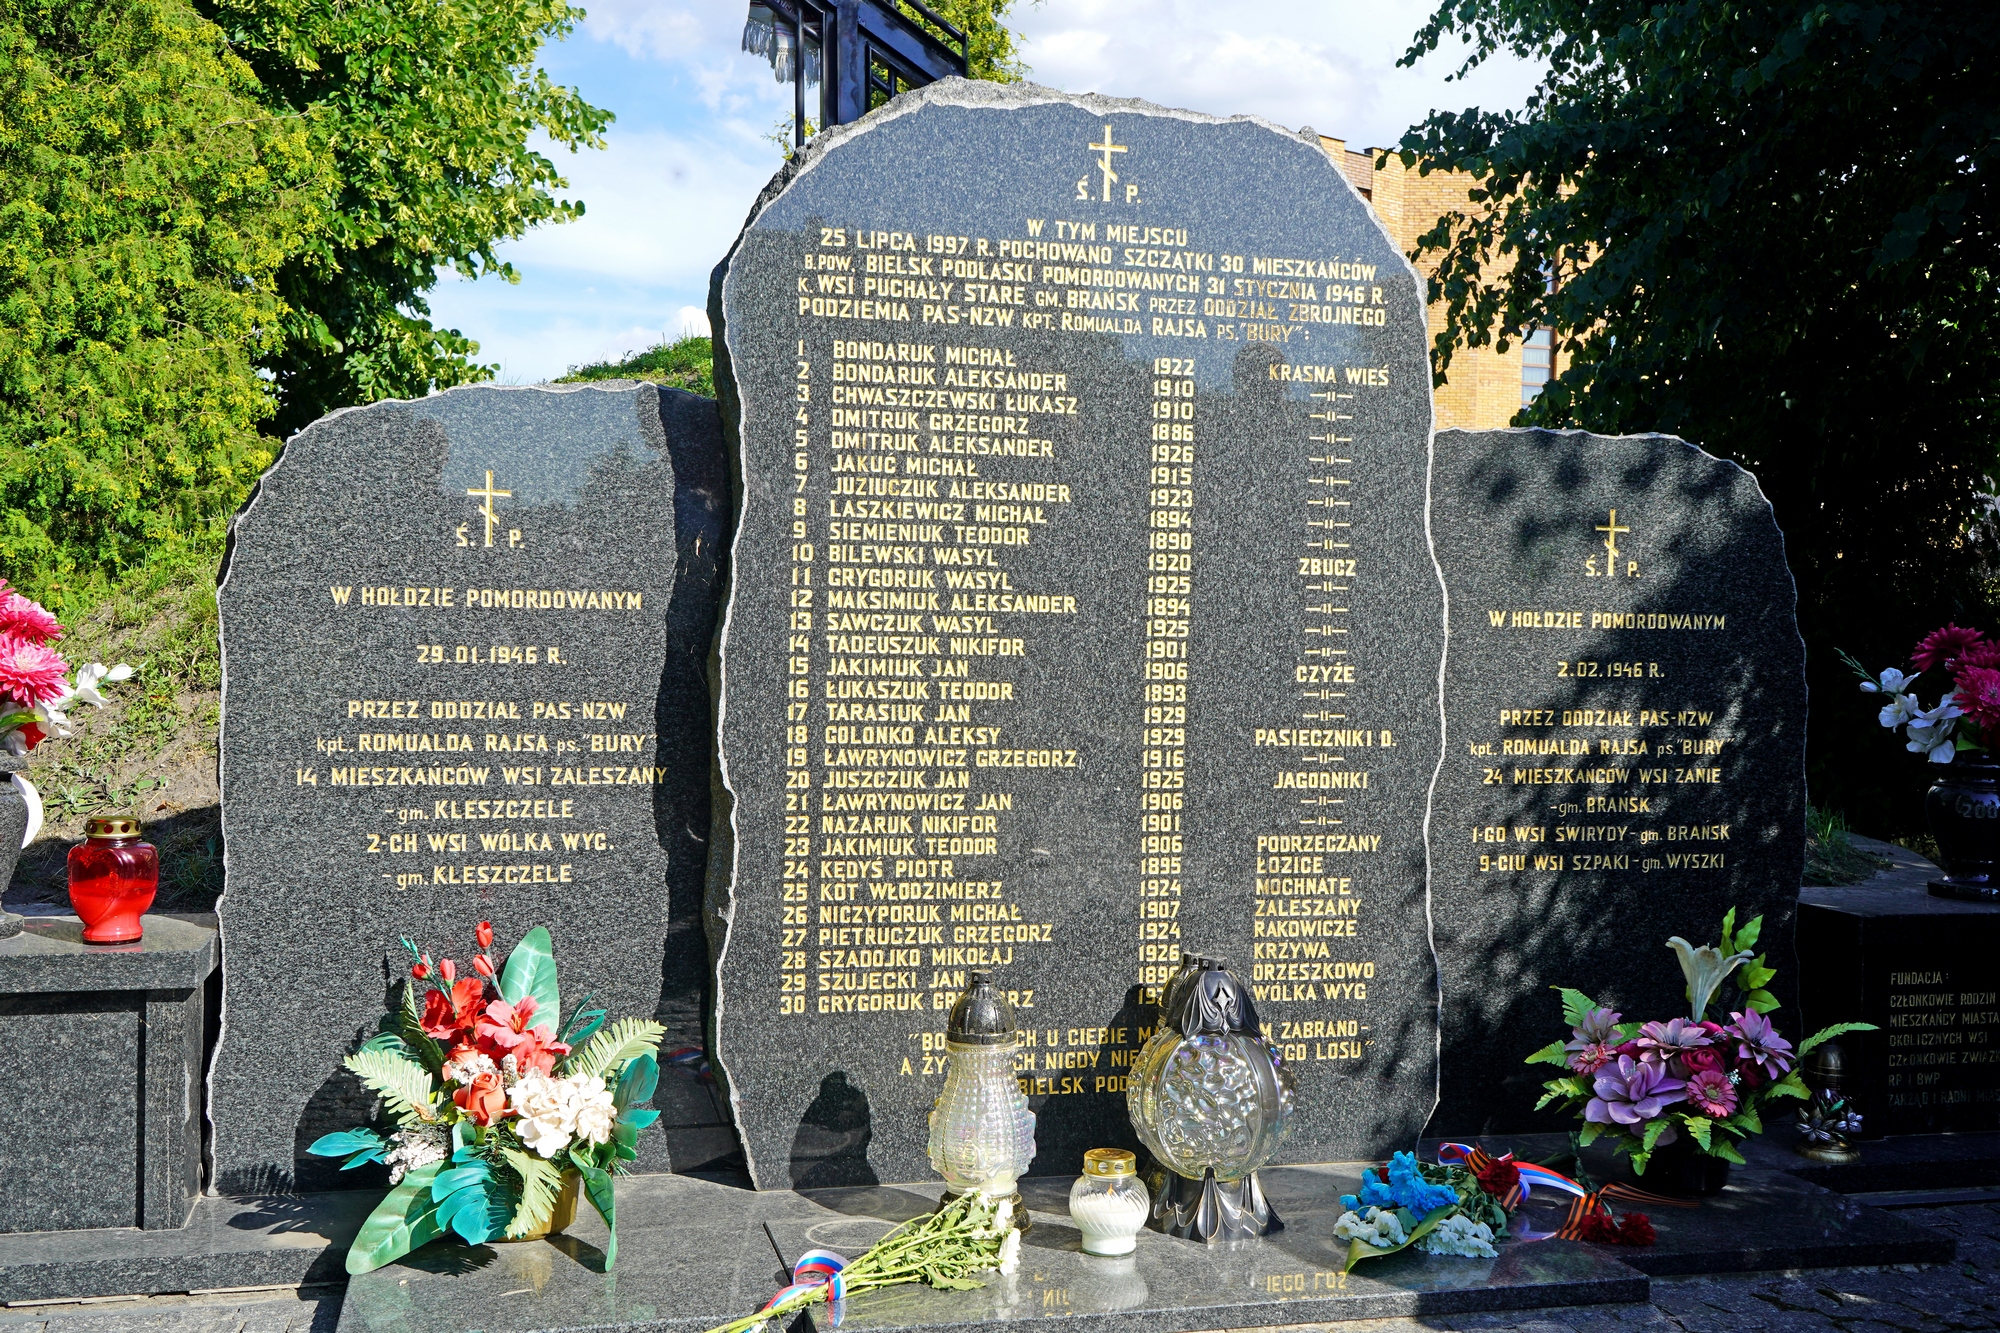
[1127,958,1295,1241]
[928,969,1036,1227]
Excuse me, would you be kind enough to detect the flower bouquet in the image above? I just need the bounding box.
[309,921,665,1274]
[700,1192,1022,1333]
[1331,1150,1513,1268]
[0,582,134,762]
[1529,909,1871,1176]
[1842,624,2000,763]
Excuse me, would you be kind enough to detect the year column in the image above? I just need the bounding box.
[781,338,815,1017]
[1137,357,1195,1004]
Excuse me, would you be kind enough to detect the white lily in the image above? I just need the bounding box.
[1878,693,1921,728]
[1862,667,1922,695]
[1666,936,1756,1021]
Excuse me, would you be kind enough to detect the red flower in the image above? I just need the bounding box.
[1679,1045,1724,1075]
[453,1072,508,1126]
[421,977,487,1040]
[1952,664,2000,734]
[476,997,541,1051]
[410,959,431,980]
[475,920,494,950]
[1913,624,1986,671]
[1473,1156,1520,1197]
[472,953,496,978]
[440,958,456,983]
[1618,1213,1656,1246]
[1575,1210,1620,1243]
[509,1027,572,1076]
[17,721,44,750]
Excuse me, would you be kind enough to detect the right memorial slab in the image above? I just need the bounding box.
[1426,428,1808,1135]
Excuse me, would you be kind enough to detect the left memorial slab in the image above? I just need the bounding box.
[211,382,726,1192]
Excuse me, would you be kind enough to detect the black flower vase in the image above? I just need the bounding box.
[1925,758,2000,902]
[1644,1132,1731,1197]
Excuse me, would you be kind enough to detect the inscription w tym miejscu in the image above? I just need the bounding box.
[709,81,1442,1187]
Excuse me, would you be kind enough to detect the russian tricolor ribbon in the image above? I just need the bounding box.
[1434,1142,1695,1241]
[763,1249,849,1325]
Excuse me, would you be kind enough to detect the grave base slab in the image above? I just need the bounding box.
[329,1143,1952,1333]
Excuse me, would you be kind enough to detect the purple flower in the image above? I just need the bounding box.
[1636,1017,1713,1064]
[1728,1010,1794,1078]
[1685,1067,1738,1117]
[1568,1041,1620,1075]
[1585,1056,1687,1126]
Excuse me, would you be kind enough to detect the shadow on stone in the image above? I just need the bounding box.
[790,1071,878,1189]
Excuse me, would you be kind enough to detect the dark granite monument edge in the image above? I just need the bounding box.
[702,70,1448,1189]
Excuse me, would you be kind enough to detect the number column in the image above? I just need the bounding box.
[781,341,814,1016]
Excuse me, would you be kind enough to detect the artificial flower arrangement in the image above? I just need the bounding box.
[1843,623,2000,762]
[0,580,134,824]
[1331,1149,1512,1267]
[308,921,664,1274]
[1528,909,1870,1174]
[699,1193,1022,1333]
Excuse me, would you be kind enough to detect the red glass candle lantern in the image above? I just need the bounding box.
[68,816,158,943]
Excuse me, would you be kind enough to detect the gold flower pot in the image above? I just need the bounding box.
[498,1170,581,1241]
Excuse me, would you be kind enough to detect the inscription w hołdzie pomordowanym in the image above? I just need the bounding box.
[212,383,723,1191]
[709,80,1442,1188]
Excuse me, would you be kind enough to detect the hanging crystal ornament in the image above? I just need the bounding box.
[928,969,1036,1229]
[1127,958,1295,1241]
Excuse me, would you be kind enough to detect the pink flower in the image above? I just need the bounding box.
[1728,1009,1795,1078]
[1954,664,2000,734]
[476,997,541,1051]
[1913,624,1986,671]
[0,635,70,705]
[1958,640,2000,670]
[1685,1067,1738,1117]
[0,594,61,644]
[1568,1041,1620,1074]
[1679,1045,1725,1076]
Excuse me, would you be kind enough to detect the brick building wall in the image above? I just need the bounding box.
[1320,136,1553,432]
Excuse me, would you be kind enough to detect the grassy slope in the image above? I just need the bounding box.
[7,541,225,912]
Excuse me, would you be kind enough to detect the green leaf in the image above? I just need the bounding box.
[501,1148,561,1239]
[571,1152,617,1268]
[346,1163,445,1275]
[343,1049,438,1128]
[397,982,446,1073]
[1744,989,1780,1013]
[1718,906,1738,954]
[1555,986,1598,1027]
[1734,914,1763,952]
[614,1054,659,1111]
[1684,1116,1713,1150]
[1641,1118,1672,1152]
[1764,1070,1811,1101]
[1799,1022,1877,1056]
[308,1128,387,1159]
[501,927,560,1024]
[619,1108,661,1131]
[1342,1202,1458,1271]
[1740,963,1777,989]
[1732,1104,1764,1135]
[1525,1039,1570,1067]
[1712,1140,1748,1165]
[1630,1148,1651,1176]
[1577,1121,1603,1147]
[565,1018,668,1081]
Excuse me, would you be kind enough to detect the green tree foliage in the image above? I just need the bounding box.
[0,0,325,608]
[208,0,612,435]
[897,0,1033,83]
[1395,0,2000,833]
[558,336,715,398]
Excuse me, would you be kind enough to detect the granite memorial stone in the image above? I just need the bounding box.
[1426,428,1807,1135]
[708,79,1441,1187]
[212,382,724,1191]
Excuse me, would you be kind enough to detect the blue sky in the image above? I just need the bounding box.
[426,1,1544,384]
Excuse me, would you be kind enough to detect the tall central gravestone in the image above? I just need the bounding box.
[213,383,724,1191]
[708,80,1442,1187]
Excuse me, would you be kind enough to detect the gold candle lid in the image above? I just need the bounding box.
[1082,1148,1137,1177]
[85,816,142,839]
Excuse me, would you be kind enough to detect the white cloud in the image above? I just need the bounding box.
[1012,0,1542,151]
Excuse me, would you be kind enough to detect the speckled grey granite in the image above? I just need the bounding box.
[0,1190,373,1301]
[0,915,217,1232]
[1425,430,1806,1137]
[212,383,726,1193]
[708,76,1441,1188]
[1798,874,2000,1136]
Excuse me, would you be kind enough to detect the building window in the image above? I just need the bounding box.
[1521,328,1553,407]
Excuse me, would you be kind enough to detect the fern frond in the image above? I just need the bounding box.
[565,1018,667,1080]
[501,1147,561,1239]
[343,1049,439,1127]
[398,982,446,1073]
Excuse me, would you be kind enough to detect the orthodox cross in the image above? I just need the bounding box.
[467,471,512,548]
[1090,125,1127,202]
[1596,509,1630,562]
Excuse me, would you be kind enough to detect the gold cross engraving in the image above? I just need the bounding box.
[467,471,512,548]
[1596,509,1631,562]
[1090,126,1127,202]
